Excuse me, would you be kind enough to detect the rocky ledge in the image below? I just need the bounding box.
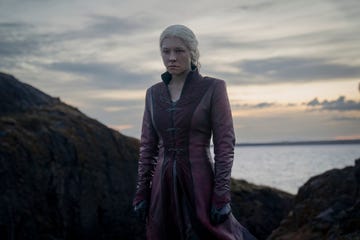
[268,158,360,239]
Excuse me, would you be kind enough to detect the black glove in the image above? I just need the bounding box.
[210,203,231,225]
[134,200,148,222]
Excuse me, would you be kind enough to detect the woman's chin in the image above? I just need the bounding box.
[167,69,187,76]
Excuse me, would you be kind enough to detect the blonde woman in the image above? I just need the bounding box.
[133,24,256,240]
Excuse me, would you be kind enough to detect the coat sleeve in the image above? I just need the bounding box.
[210,80,235,209]
[133,87,159,206]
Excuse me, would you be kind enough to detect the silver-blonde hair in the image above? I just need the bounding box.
[160,24,200,68]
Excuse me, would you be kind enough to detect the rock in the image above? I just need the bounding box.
[268,158,360,240]
[0,72,143,240]
[231,179,294,240]
[0,72,294,240]
[0,72,60,114]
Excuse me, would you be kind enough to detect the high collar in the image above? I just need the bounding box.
[161,65,198,85]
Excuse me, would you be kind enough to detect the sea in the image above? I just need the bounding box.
[228,144,360,194]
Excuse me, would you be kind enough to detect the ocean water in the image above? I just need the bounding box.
[229,144,360,194]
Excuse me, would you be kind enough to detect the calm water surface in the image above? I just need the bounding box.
[229,144,360,194]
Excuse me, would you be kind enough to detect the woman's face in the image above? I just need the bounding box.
[161,36,191,77]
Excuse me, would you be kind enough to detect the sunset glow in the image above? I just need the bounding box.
[1,0,359,142]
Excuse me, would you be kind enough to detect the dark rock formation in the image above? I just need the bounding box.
[231,179,294,240]
[0,72,294,240]
[0,73,142,240]
[268,158,360,240]
[0,72,60,114]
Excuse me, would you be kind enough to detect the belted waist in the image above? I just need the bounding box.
[165,147,188,155]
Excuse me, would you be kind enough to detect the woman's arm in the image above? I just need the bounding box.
[210,80,235,210]
[133,87,159,206]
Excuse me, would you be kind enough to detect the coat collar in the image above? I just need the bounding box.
[161,64,199,85]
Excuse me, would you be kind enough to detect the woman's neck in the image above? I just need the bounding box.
[167,69,191,102]
[170,69,190,86]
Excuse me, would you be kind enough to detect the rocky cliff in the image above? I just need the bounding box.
[0,72,143,239]
[0,72,293,240]
[268,159,360,239]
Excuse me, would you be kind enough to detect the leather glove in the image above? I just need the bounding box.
[210,203,231,225]
[134,200,148,223]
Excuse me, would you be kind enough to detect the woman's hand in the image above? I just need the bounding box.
[210,203,231,225]
[134,200,149,223]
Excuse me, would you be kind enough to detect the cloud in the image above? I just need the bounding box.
[233,102,276,109]
[307,96,360,111]
[203,28,357,55]
[233,95,360,113]
[0,15,158,62]
[2,2,360,89]
[57,14,159,40]
[45,61,156,89]
[307,98,320,107]
[1,0,360,142]
[90,15,158,34]
[235,1,274,11]
[0,16,161,88]
[333,116,360,121]
[254,102,275,108]
[0,22,41,57]
[203,56,360,85]
[237,57,360,83]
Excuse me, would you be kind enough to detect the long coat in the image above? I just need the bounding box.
[133,69,256,240]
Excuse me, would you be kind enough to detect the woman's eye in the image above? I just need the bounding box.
[176,49,184,53]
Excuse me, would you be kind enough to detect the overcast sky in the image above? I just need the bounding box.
[1,0,360,143]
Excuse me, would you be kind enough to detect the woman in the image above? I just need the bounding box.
[133,24,256,240]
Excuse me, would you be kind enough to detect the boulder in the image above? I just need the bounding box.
[268,158,360,239]
[231,179,294,240]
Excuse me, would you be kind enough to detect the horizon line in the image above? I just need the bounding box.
[235,139,360,146]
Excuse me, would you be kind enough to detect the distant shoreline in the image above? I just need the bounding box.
[235,139,360,147]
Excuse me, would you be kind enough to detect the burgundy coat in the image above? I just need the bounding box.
[134,69,256,240]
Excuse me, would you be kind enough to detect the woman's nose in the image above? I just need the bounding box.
[169,52,176,61]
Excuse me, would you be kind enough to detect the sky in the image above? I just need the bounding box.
[1,0,360,143]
